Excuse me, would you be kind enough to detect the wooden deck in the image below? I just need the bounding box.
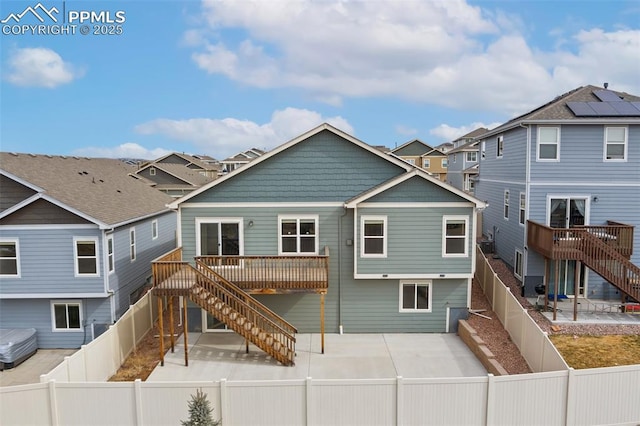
[152,248,329,296]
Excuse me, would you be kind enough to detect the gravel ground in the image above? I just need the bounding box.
[467,256,640,375]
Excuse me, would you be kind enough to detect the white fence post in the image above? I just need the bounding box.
[306,377,313,426]
[220,378,228,425]
[48,380,58,426]
[565,368,576,426]
[134,379,144,425]
[396,376,403,426]
[485,374,495,426]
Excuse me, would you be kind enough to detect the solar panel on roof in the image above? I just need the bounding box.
[589,102,618,115]
[594,90,622,102]
[567,102,598,116]
[609,101,640,116]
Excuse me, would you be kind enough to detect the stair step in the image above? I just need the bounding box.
[236,317,246,326]
[251,327,260,336]
[243,322,253,331]
[229,312,238,320]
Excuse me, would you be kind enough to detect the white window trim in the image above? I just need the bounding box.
[73,237,100,277]
[496,135,504,159]
[423,158,430,168]
[442,158,448,168]
[107,235,115,274]
[150,167,156,176]
[442,215,469,258]
[194,217,244,257]
[481,141,486,159]
[361,215,387,258]
[519,192,526,226]
[51,300,83,332]
[399,280,432,313]
[0,238,21,277]
[466,152,477,163]
[504,190,510,220]
[278,215,319,255]
[151,220,158,240]
[514,250,523,280]
[129,227,136,262]
[536,126,560,161]
[603,126,628,162]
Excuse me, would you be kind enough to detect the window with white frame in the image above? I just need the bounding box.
[129,228,136,261]
[152,220,158,240]
[496,135,504,158]
[519,192,526,225]
[514,250,523,280]
[361,216,386,257]
[400,281,432,312]
[74,238,99,276]
[452,154,456,163]
[150,167,156,176]
[481,141,486,159]
[406,158,416,165]
[423,158,430,168]
[537,127,560,160]
[504,190,510,220]
[107,235,114,274]
[279,216,318,254]
[0,240,20,276]
[51,301,82,331]
[442,216,468,257]
[604,126,627,161]
[466,152,477,162]
[442,159,448,168]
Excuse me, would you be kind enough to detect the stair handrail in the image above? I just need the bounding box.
[577,230,640,301]
[189,265,296,365]
[195,259,298,336]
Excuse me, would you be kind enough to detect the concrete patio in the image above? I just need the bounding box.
[147,332,488,382]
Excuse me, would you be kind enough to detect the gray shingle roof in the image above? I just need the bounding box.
[0,153,174,226]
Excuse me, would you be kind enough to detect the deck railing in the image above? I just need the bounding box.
[527,221,634,259]
[195,247,329,293]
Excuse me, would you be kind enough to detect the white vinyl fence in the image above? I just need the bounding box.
[40,291,161,382]
[3,367,640,426]
[475,246,569,372]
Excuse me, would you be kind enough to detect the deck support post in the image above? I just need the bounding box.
[544,258,549,312]
[183,296,189,367]
[553,260,559,321]
[573,262,580,321]
[169,296,175,353]
[320,292,325,354]
[246,339,249,354]
[158,296,164,367]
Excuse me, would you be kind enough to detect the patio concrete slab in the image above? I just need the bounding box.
[147,332,487,382]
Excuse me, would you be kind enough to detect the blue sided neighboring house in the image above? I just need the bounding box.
[475,84,640,309]
[0,153,177,349]
[151,123,485,362]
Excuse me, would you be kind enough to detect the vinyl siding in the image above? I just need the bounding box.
[356,207,475,275]
[0,298,111,348]
[366,176,465,203]
[0,227,105,295]
[108,211,177,318]
[0,199,94,225]
[188,130,406,203]
[0,175,36,212]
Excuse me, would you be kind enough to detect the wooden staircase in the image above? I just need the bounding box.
[189,259,298,365]
[578,231,640,303]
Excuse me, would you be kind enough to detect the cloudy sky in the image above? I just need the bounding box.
[1,0,638,160]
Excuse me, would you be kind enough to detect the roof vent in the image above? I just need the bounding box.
[604,82,609,89]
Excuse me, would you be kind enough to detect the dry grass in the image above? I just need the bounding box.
[109,297,183,382]
[550,334,640,369]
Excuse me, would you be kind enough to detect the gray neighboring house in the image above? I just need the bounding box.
[475,85,640,303]
[0,153,177,348]
[133,152,220,198]
[156,123,486,337]
[446,128,489,194]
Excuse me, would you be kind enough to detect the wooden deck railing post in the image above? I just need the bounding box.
[157,296,164,367]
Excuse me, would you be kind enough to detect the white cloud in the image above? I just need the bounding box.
[134,107,354,159]
[186,0,640,117]
[430,122,502,142]
[72,143,171,160]
[6,47,83,88]
[395,125,418,137]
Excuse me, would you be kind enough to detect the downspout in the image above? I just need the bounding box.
[338,206,348,334]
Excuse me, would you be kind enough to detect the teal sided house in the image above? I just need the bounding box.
[152,124,485,365]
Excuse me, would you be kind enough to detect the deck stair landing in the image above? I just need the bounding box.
[189,260,297,366]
